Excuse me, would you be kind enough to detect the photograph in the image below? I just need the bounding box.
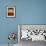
[7,7,16,17]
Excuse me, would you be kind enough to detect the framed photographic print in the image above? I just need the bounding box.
[7,7,16,17]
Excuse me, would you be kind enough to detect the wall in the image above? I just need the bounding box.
[0,0,18,44]
[16,0,46,24]
[0,0,46,44]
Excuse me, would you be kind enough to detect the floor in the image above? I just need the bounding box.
[0,40,46,46]
[19,39,46,46]
[0,44,18,46]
